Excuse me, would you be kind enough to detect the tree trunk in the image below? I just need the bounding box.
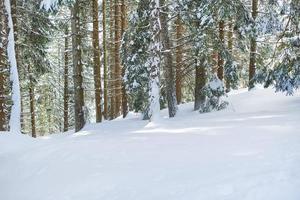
[175,15,183,105]
[249,0,258,90]
[121,0,128,118]
[103,0,108,120]
[28,65,36,138]
[0,0,8,131]
[194,60,206,111]
[11,0,24,130]
[92,0,102,123]
[63,26,69,132]
[226,20,234,92]
[109,0,115,120]
[160,0,177,118]
[217,20,225,81]
[148,0,161,121]
[114,0,121,118]
[72,0,85,132]
[5,0,21,133]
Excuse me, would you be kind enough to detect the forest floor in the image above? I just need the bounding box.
[1,87,300,200]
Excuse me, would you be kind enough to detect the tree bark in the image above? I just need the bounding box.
[92,0,102,123]
[72,0,85,132]
[63,26,69,132]
[28,65,36,138]
[226,20,234,92]
[10,0,24,130]
[109,0,115,120]
[160,0,177,118]
[0,1,8,131]
[103,0,108,120]
[148,0,161,121]
[217,20,225,81]
[249,0,258,90]
[121,0,128,118]
[194,59,206,111]
[175,15,183,104]
[114,0,121,118]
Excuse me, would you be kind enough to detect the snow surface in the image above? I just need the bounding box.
[1,88,300,200]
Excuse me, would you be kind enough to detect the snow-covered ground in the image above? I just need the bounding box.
[1,88,300,200]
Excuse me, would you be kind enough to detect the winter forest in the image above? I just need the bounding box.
[1,0,300,199]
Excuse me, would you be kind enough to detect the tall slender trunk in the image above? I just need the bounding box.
[63,26,69,132]
[226,20,234,92]
[114,0,121,118]
[217,20,225,81]
[194,59,206,111]
[10,0,24,130]
[0,64,6,130]
[102,0,108,120]
[109,0,115,119]
[121,0,128,118]
[175,15,183,104]
[249,0,258,90]
[5,0,21,133]
[0,0,8,131]
[72,0,85,132]
[92,0,102,123]
[160,0,177,118]
[148,0,161,121]
[28,65,36,138]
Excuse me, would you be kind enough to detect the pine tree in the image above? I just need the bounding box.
[63,25,69,132]
[148,0,161,121]
[175,15,183,104]
[121,0,128,118]
[72,0,85,132]
[121,0,151,118]
[249,0,258,90]
[0,0,9,131]
[102,0,108,120]
[28,64,36,137]
[4,0,21,133]
[264,0,300,94]
[92,0,102,123]
[160,0,177,118]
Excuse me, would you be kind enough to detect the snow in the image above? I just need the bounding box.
[1,88,300,200]
[4,0,21,133]
[40,0,59,10]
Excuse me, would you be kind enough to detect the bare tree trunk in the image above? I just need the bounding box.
[114,0,121,118]
[194,59,206,111]
[0,67,6,130]
[160,0,177,118]
[92,0,102,123]
[103,0,108,120]
[0,0,7,131]
[217,20,225,81]
[148,0,161,121]
[249,0,258,90]
[121,0,128,118]
[72,0,85,132]
[109,0,115,120]
[175,15,183,105]
[226,20,234,92]
[63,26,69,132]
[10,0,24,130]
[28,65,36,138]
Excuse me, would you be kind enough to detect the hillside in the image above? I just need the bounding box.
[1,88,300,200]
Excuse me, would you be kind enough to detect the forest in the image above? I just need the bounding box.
[0,0,300,199]
[0,0,298,136]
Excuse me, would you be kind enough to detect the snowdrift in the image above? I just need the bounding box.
[1,88,300,200]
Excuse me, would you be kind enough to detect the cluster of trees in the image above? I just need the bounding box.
[0,0,299,137]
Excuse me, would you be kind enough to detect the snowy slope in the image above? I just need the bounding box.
[1,88,300,200]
